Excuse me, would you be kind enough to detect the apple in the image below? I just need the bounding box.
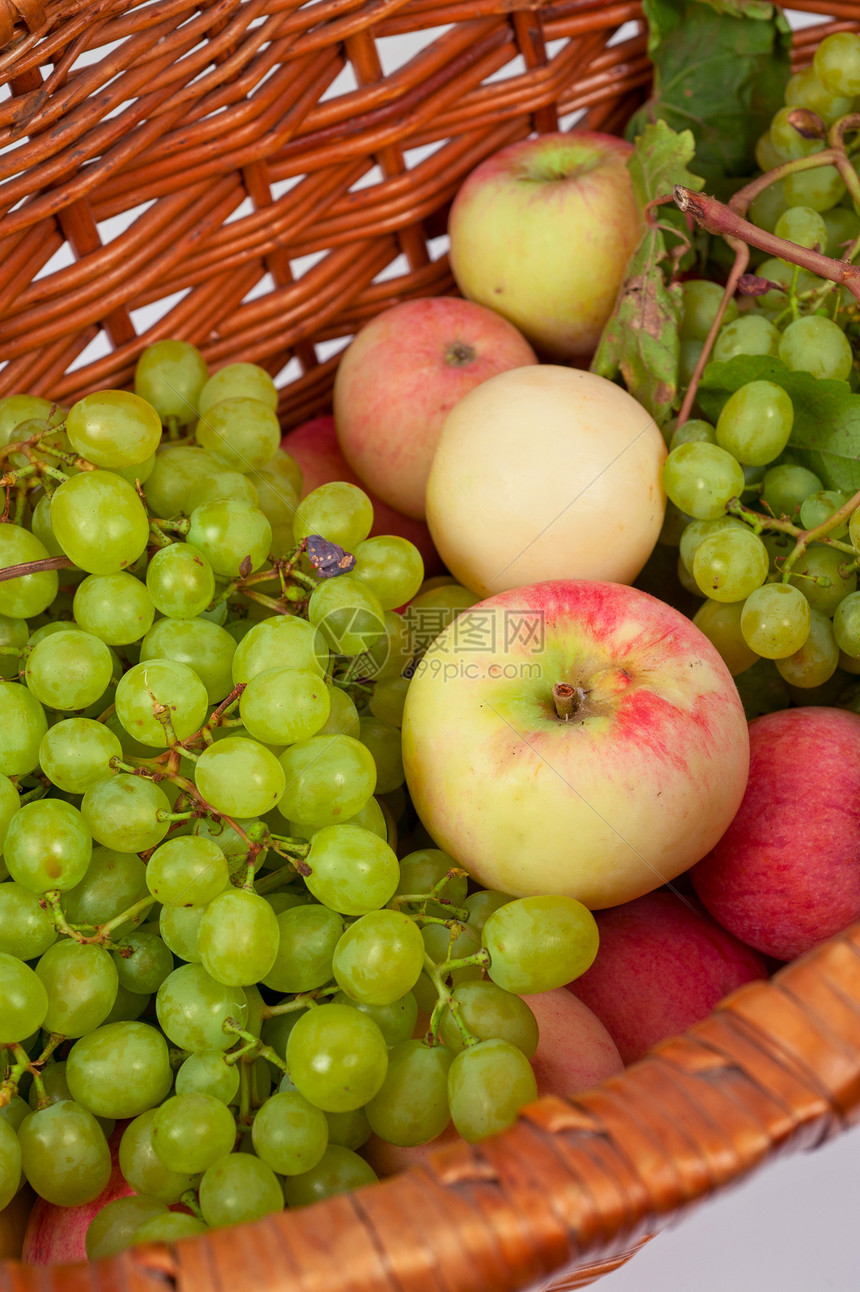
[691,706,860,961]
[448,132,640,361]
[363,989,622,1177]
[424,366,667,598]
[280,416,443,574]
[332,297,538,520]
[0,1186,35,1260]
[401,578,750,910]
[21,1122,132,1265]
[567,889,768,1063]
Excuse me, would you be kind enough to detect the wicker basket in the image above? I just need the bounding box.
[2,1,860,1288]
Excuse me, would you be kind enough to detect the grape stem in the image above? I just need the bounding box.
[727,482,860,579]
[222,1020,289,1076]
[253,861,301,894]
[180,1190,204,1220]
[423,956,479,1049]
[259,985,340,1019]
[0,554,76,582]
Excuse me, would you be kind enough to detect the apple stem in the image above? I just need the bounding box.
[553,682,582,720]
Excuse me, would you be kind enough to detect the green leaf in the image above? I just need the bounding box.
[699,355,860,492]
[626,0,792,183]
[591,121,703,419]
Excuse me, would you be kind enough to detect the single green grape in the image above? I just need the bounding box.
[187,498,272,577]
[715,381,794,467]
[81,774,171,853]
[394,847,467,916]
[761,463,823,521]
[175,1050,240,1104]
[774,205,829,257]
[779,315,853,382]
[834,592,860,657]
[280,1143,377,1208]
[50,470,150,575]
[668,419,716,451]
[293,481,374,551]
[0,881,57,959]
[302,824,400,916]
[0,951,49,1043]
[134,339,209,425]
[186,469,259,511]
[741,583,812,659]
[814,31,860,97]
[662,443,746,520]
[678,517,744,575]
[66,390,162,468]
[73,571,156,645]
[692,527,769,602]
[365,1040,453,1147]
[231,614,326,685]
[286,1003,389,1113]
[680,279,739,341]
[155,961,248,1051]
[713,315,781,364]
[24,629,113,710]
[332,908,424,1006]
[262,903,343,993]
[36,940,119,1037]
[788,544,857,616]
[0,683,47,777]
[39,718,122,795]
[749,180,789,233]
[783,164,846,212]
[197,362,278,417]
[140,616,236,705]
[111,929,174,994]
[774,606,839,688]
[482,895,598,994]
[350,535,424,610]
[146,835,229,907]
[197,1152,283,1228]
[145,543,216,619]
[250,1089,329,1176]
[799,490,850,539]
[159,902,205,963]
[446,1038,537,1143]
[151,1092,237,1175]
[4,798,92,892]
[194,735,285,817]
[143,445,226,516]
[197,888,280,986]
[463,890,514,934]
[439,980,539,1058]
[65,1021,174,1120]
[239,666,330,744]
[307,576,386,658]
[692,598,760,676]
[103,983,151,1025]
[0,524,58,620]
[18,1101,111,1206]
[195,396,281,472]
[115,657,209,746]
[277,734,377,828]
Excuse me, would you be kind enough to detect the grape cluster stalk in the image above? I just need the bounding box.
[0,341,599,1253]
[645,31,860,697]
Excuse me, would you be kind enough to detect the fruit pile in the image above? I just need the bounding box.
[3,6,860,1274]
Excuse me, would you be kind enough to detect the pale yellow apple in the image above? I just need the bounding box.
[425,366,666,598]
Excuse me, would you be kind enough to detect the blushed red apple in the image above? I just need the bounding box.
[402,579,750,909]
[332,297,537,519]
[567,889,768,1063]
[448,132,640,360]
[691,706,860,961]
[280,416,442,574]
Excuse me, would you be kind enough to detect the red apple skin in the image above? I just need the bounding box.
[332,297,538,520]
[362,989,622,1177]
[280,416,443,574]
[567,890,768,1064]
[21,1123,132,1266]
[691,706,860,962]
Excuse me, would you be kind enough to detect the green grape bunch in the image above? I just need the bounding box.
[0,338,604,1255]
